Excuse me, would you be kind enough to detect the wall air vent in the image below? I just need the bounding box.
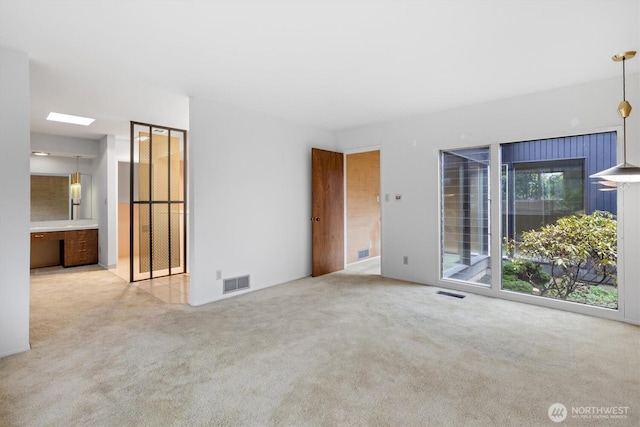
[437,290,466,299]
[223,275,250,294]
[357,249,370,259]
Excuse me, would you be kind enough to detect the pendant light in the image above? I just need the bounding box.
[590,51,640,185]
[70,156,81,206]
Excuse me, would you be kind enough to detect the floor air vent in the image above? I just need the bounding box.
[223,275,250,294]
[357,249,370,259]
[437,290,466,299]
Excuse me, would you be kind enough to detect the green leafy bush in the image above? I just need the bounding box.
[503,259,550,286]
[503,211,617,300]
[502,277,534,293]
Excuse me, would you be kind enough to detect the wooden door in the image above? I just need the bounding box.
[312,148,345,276]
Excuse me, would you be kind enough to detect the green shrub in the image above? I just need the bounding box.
[504,211,617,300]
[503,259,550,286]
[503,263,522,277]
[503,278,534,294]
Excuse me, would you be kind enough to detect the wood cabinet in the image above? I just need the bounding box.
[62,229,98,267]
[30,232,64,268]
[31,231,64,242]
[30,229,98,268]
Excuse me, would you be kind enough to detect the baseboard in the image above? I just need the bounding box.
[0,344,31,359]
[188,274,311,307]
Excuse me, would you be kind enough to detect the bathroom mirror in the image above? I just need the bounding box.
[30,173,92,221]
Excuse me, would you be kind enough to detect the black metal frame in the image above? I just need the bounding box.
[129,121,188,283]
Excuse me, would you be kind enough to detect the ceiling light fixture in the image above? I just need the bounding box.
[590,51,640,186]
[31,151,50,156]
[47,112,95,126]
[591,180,619,188]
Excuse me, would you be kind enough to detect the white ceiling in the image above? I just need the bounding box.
[1,0,638,141]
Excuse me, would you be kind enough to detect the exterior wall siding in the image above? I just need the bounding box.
[502,131,617,215]
[501,131,616,240]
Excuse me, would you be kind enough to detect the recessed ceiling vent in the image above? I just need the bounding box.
[223,275,250,294]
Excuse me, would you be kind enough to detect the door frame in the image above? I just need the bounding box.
[344,146,382,269]
[311,145,383,276]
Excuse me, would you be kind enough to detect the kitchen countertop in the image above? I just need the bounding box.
[30,220,99,233]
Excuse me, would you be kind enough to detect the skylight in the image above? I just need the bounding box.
[46,112,95,126]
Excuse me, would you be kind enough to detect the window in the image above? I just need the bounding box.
[511,159,584,239]
[440,133,618,310]
[500,133,617,309]
[441,148,490,285]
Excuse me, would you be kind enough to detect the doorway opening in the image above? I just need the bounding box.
[346,150,381,274]
[311,148,381,277]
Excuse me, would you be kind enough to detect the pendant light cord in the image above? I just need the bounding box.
[622,57,627,165]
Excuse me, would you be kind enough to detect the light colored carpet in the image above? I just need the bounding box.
[1,260,638,426]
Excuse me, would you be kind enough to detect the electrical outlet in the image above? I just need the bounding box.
[403,256,408,265]
[216,270,222,280]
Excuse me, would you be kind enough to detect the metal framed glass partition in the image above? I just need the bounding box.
[130,122,187,282]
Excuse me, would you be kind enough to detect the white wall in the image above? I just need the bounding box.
[115,137,130,162]
[0,47,31,357]
[31,132,99,158]
[189,98,336,305]
[95,135,118,269]
[336,75,640,324]
[117,162,130,203]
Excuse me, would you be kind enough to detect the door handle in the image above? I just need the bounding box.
[311,217,320,222]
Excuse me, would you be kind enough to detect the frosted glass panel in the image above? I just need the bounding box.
[138,204,151,275]
[169,131,184,202]
[152,203,170,272]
